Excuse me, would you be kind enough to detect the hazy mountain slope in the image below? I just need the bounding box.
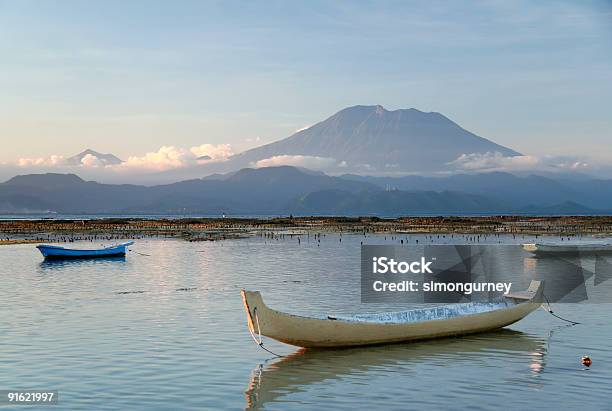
[228,105,520,173]
[65,149,123,166]
[139,166,379,213]
[339,172,594,208]
[557,178,612,209]
[519,201,599,215]
[290,189,506,215]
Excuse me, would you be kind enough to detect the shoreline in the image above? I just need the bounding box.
[1,216,612,245]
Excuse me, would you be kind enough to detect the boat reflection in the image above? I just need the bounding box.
[244,329,547,410]
[39,255,127,269]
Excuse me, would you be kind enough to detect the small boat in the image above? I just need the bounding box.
[36,241,134,259]
[241,280,544,348]
[523,241,612,254]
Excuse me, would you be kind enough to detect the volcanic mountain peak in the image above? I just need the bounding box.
[228,105,521,173]
[66,149,123,166]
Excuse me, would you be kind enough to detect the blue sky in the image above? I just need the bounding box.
[1,0,611,166]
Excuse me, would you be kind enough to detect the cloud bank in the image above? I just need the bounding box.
[449,151,589,173]
[253,155,340,170]
[4,148,610,186]
[18,155,66,167]
[16,144,234,173]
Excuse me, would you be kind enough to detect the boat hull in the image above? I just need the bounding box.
[242,281,543,348]
[36,242,133,260]
[523,242,612,254]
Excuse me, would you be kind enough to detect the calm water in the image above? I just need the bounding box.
[1,234,611,410]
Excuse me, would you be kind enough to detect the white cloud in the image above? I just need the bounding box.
[448,151,589,172]
[254,155,339,170]
[80,153,105,168]
[120,144,234,170]
[18,155,65,167]
[121,146,194,171]
[294,125,311,133]
[189,144,233,160]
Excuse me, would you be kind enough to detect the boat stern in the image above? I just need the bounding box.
[522,243,537,253]
[505,280,544,304]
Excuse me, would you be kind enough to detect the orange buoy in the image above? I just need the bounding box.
[582,356,592,367]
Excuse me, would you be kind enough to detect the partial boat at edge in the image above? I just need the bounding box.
[523,241,612,254]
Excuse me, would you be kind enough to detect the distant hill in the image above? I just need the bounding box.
[0,173,150,214]
[1,167,608,216]
[0,167,375,215]
[65,149,123,166]
[519,201,599,215]
[5,173,86,188]
[136,166,377,214]
[340,172,612,210]
[227,105,520,173]
[290,189,505,215]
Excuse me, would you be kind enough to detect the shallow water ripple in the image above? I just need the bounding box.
[1,234,611,410]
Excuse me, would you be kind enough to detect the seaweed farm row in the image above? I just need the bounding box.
[2,216,612,244]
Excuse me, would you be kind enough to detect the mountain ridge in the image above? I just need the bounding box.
[1,167,609,216]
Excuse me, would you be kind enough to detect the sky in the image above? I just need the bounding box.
[0,0,611,180]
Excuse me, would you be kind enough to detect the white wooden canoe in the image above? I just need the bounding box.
[523,241,612,254]
[241,280,544,348]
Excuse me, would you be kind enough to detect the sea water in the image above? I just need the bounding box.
[1,234,611,410]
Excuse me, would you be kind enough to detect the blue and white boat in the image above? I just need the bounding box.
[36,241,134,259]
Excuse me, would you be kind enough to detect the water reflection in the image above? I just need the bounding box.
[39,255,127,269]
[525,252,612,303]
[244,330,547,410]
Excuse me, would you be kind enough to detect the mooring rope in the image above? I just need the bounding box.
[541,293,581,325]
[246,307,284,358]
[129,249,151,256]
